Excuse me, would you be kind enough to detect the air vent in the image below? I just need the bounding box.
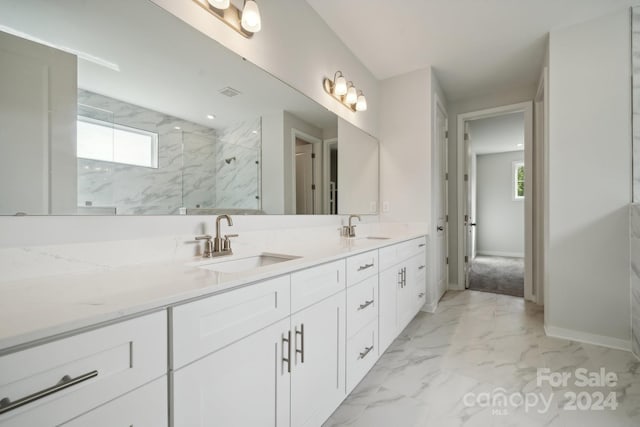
[218,86,242,97]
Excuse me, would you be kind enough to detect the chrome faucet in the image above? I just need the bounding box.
[343,214,361,238]
[195,214,238,258]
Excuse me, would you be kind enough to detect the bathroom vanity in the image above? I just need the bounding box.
[0,233,428,426]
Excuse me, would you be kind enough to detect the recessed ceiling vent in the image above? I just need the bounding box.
[218,86,242,97]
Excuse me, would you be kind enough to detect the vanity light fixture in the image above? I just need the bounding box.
[323,71,368,113]
[194,0,261,38]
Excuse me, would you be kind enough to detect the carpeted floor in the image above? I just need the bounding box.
[468,255,524,297]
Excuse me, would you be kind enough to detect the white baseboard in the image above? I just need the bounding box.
[421,301,437,313]
[447,282,464,291]
[544,325,631,352]
[476,251,524,258]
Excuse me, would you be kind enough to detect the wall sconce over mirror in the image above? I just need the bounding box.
[194,0,261,38]
[323,71,368,112]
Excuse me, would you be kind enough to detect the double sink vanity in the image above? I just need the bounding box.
[0,216,429,427]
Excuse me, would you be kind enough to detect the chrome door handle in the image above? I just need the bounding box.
[437,226,444,231]
[0,370,98,415]
[470,223,477,227]
[358,345,374,360]
[295,324,305,364]
[282,330,292,373]
[357,263,374,271]
[358,299,374,310]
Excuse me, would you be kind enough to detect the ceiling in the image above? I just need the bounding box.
[0,0,336,131]
[305,0,637,101]
[469,112,524,155]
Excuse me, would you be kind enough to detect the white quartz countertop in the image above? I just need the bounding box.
[0,230,427,352]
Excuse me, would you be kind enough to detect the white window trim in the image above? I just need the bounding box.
[512,160,524,201]
[77,116,159,168]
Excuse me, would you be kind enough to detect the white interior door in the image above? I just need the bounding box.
[463,122,473,288]
[295,142,314,214]
[434,102,448,299]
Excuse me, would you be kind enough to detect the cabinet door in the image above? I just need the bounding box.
[61,377,167,427]
[290,292,345,427]
[173,318,290,427]
[378,266,400,353]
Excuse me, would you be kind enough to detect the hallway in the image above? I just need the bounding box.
[324,291,640,427]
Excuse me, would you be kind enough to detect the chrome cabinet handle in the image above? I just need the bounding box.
[295,324,305,364]
[397,269,403,287]
[418,243,426,248]
[358,299,374,310]
[357,262,374,271]
[402,267,407,287]
[418,265,426,270]
[0,370,98,415]
[282,330,292,373]
[358,345,374,360]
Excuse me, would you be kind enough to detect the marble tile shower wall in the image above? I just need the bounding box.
[215,118,261,210]
[76,90,260,213]
[633,8,640,202]
[632,204,640,358]
[77,90,215,214]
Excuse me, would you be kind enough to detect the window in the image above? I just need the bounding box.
[77,116,159,168]
[513,161,524,200]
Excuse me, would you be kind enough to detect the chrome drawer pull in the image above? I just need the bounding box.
[282,330,292,373]
[357,263,374,271]
[295,323,305,364]
[0,370,98,415]
[418,243,426,248]
[358,345,374,360]
[418,265,426,270]
[358,300,374,310]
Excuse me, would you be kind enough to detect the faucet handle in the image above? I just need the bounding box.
[195,235,214,258]
[224,234,239,239]
[195,235,212,241]
[222,234,238,252]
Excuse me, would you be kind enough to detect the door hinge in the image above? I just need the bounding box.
[464,174,469,182]
[446,257,449,265]
[446,214,448,222]
[445,172,448,180]
[445,130,448,139]
[464,133,469,141]
[311,184,316,190]
[464,256,468,263]
[464,214,468,222]
[311,153,316,159]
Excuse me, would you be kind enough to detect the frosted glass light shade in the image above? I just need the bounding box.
[334,75,347,96]
[208,0,230,9]
[345,86,357,104]
[356,94,367,111]
[241,0,261,33]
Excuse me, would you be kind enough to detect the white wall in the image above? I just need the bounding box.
[150,0,379,138]
[475,151,524,257]
[446,84,536,285]
[379,68,432,225]
[546,9,631,347]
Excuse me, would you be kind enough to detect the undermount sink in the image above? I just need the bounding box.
[197,253,300,274]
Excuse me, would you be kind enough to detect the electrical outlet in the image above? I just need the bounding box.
[383,201,389,212]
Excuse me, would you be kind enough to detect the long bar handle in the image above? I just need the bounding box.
[358,345,374,360]
[357,263,374,271]
[358,300,374,310]
[295,323,305,364]
[0,370,98,415]
[282,330,292,373]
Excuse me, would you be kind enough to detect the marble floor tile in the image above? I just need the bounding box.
[323,290,640,427]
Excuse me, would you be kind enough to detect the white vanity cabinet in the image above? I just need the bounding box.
[378,237,427,352]
[0,311,167,427]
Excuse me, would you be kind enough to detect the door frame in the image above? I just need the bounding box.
[290,129,322,214]
[456,101,534,301]
[323,137,338,215]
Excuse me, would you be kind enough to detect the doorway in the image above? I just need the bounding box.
[457,102,535,301]
[292,129,322,215]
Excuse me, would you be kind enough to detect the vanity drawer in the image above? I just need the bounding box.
[379,237,426,271]
[346,275,378,339]
[291,260,345,313]
[171,275,290,369]
[346,250,379,287]
[346,319,378,394]
[0,311,166,427]
[61,377,167,427]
